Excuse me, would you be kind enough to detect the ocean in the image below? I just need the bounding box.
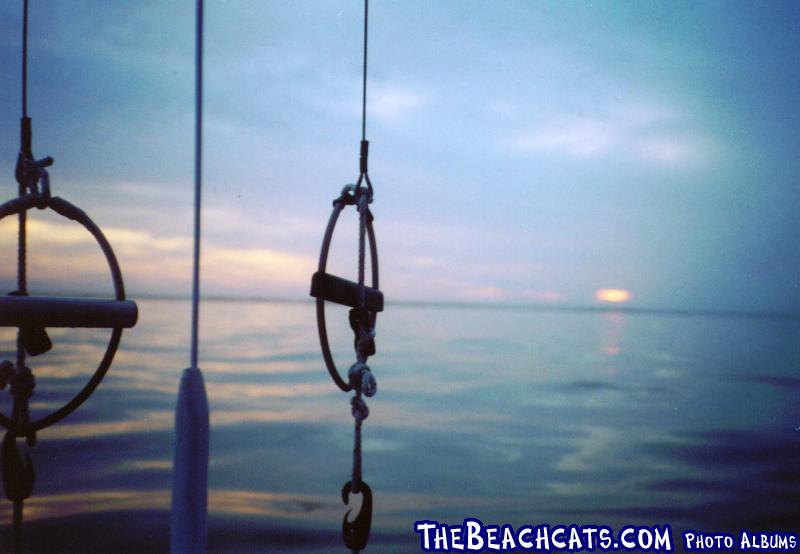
[0,298,798,552]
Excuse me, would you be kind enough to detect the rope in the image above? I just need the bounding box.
[352,0,371,489]
[354,0,373,359]
[350,394,366,492]
[350,393,365,554]
[348,3,375,552]
[10,2,32,549]
[346,379,370,554]
[6,2,38,549]
[357,196,367,315]
[4,2,131,549]
[190,0,203,369]
[15,0,35,438]
[8,366,36,554]
[324,2,376,551]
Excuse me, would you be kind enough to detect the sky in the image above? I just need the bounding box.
[0,0,797,312]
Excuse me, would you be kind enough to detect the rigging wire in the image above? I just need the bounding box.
[360,0,368,142]
[5,2,134,551]
[18,0,29,298]
[21,0,27,119]
[308,0,381,550]
[349,3,373,552]
[11,2,31,550]
[190,0,203,369]
[170,3,210,549]
[356,0,370,307]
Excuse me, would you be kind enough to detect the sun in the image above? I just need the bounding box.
[595,288,631,303]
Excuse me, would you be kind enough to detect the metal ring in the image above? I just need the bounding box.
[0,194,128,434]
[315,200,379,392]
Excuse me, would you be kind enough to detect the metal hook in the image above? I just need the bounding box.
[333,184,358,208]
[34,160,52,209]
[1,430,35,503]
[341,480,372,551]
[15,116,54,201]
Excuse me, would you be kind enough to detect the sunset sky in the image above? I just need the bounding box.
[0,1,797,312]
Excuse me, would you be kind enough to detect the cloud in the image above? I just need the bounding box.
[514,117,614,158]
[469,285,505,300]
[0,217,315,296]
[4,219,190,253]
[508,101,720,168]
[520,289,565,302]
[203,246,315,288]
[302,80,428,126]
[634,135,715,166]
[112,181,191,202]
[371,84,428,121]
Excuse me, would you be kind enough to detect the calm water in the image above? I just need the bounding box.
[0,299,798,552]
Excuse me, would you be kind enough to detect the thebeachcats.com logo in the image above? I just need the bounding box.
[412,519,800,552]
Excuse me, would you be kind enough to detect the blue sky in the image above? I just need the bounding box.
[0,1,797,312]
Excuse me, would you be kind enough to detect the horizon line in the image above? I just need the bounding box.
[26,290,800,322]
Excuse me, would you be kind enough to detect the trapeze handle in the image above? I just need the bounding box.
[0,296,138,328]
[310,271,383,312]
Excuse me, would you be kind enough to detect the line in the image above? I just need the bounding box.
[18,0,30,377]
[107,293,800,322]
[190,0,203,369]
[389,300,800,321]
[22,0,28,118]
[361,0,368,141]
